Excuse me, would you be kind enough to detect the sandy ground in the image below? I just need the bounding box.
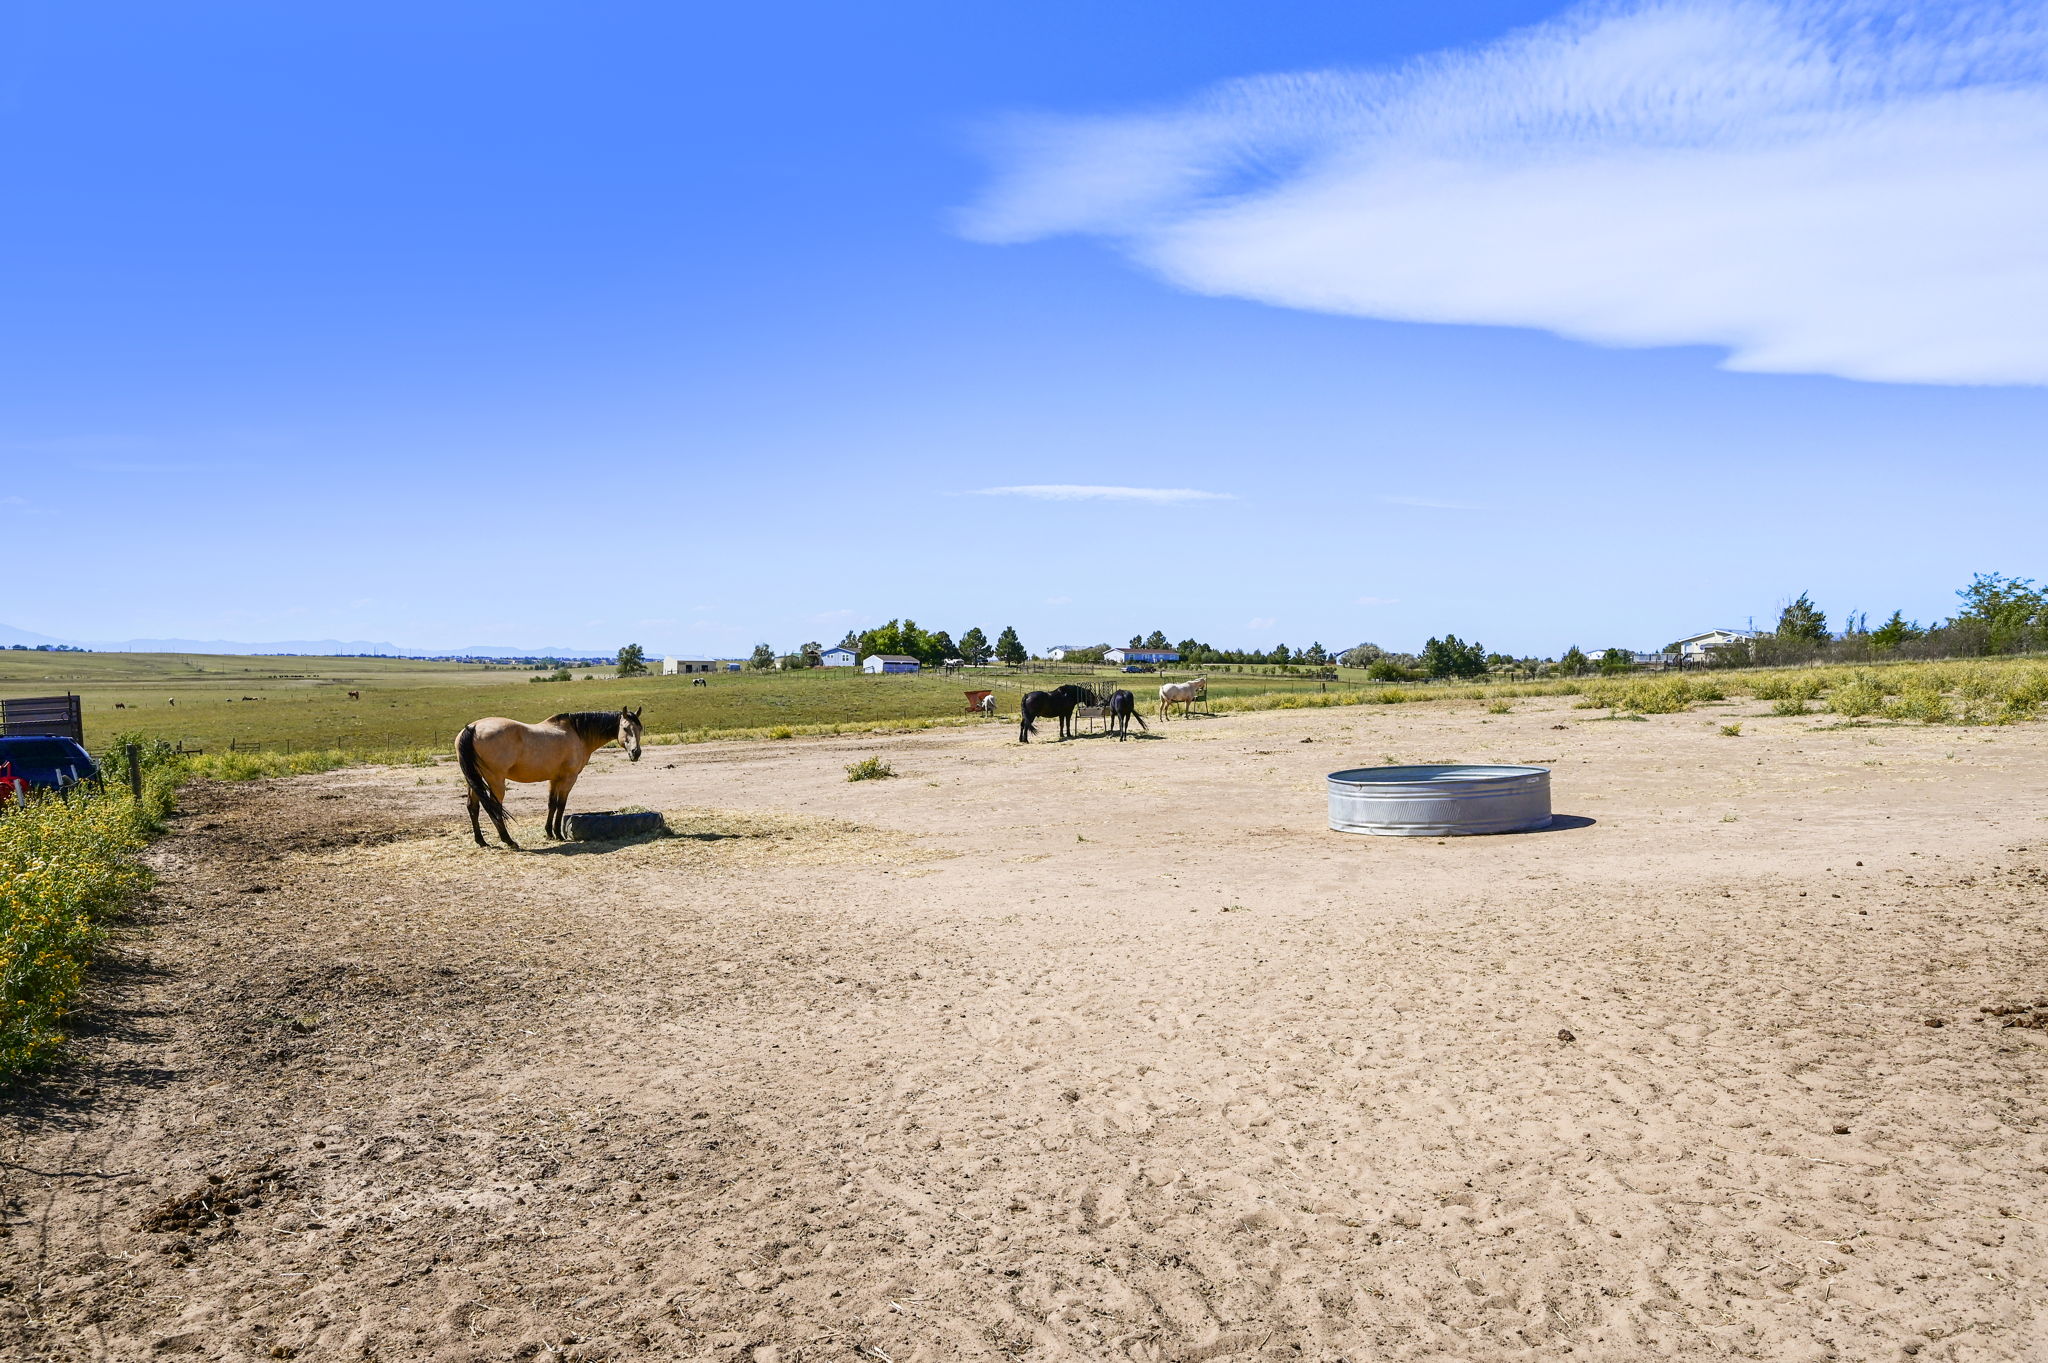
[3,695,2046,1363]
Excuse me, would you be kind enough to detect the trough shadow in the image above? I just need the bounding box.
[529,830,675,856]
[1527,814,1597,833]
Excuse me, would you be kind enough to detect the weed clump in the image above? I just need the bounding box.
[844,756,896,782]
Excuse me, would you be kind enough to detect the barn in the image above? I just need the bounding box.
[662,657,718,675]
[863,654,920,674]
[820,646,857,667]
[1103,647,1181,665]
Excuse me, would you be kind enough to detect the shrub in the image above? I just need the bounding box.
[1771,698,1810,716]
[1720,723,1743,736]
[844,756,895,782]
[1827,677,1885,718]
[769,725,794,740]
[1486,701,1512,714]
[1885,687,1950,724]
[0,783,164,1074]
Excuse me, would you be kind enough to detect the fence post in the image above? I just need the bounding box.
[126,743,142,799]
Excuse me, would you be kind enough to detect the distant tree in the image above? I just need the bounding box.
[1951,572,2045,653]
[1144,630,1171,650]
[1365,658,1415,682]
[1869,610,1923,652]
[1422,634,1487,678]
[1484,652,1515,667]
[615,643,648,677]
[1271,643,1292,664]
[1597,647,1634,674]
[798,641,823,667]
[748,642,776,670]
[1340,642,1385,668]
[929,630,958,663]
[958,626,991,666]
[1300,641,1328,665]
[995,625,1026,666]
[1776,592,1830,644]
[1558,645,1590,676]
[838,629,860,649]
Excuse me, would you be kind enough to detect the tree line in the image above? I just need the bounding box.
[606,571,2045,680]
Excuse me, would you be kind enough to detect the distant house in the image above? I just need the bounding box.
[820,646,857,667]
[1042,645,1083,662]
[1672,629,1759,659]
[1104,647,1180,665]
[863,654,920,674]
[662,657,718,675]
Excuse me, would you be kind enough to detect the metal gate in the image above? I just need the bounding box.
[1,693,84,743]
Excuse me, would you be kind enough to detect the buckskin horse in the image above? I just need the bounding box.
[456,707,644,848]
[1019,684,1096,743]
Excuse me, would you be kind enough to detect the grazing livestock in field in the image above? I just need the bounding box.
[348,690,360,700]
[1106,689,1147,739]
[1157,676,1208,720]
[692,677,708,687]
[457,707,644,848]
[978,693,997,715]
[1019,684,1096,743]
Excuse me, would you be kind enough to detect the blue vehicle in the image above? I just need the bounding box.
[0,735,101,801]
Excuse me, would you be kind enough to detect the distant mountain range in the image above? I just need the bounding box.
[0,622,618,660]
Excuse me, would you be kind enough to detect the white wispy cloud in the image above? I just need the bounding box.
[960,0,2048,386]
[1355,595,1400,606]
[1378,494,1488,511]
[968,484,1234,503]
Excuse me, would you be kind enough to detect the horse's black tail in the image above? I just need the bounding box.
[1132,709,1148,731]
[457,724,507,827]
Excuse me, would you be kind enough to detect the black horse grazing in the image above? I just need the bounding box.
[1019,683,1097,743]
[1105,689,1148,740]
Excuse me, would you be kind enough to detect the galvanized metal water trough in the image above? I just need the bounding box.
[563,809,668,842]
[1327,764,1551,837]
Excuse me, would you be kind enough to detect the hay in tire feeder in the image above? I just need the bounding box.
[564,809,668,842]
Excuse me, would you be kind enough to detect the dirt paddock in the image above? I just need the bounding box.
[4,696,2045,1362]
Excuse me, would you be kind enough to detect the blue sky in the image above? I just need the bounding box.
[4,1,2044,657]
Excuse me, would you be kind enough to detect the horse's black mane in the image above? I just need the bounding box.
[547,711,624,741]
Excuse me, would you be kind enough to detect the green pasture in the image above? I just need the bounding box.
[9,651,2044,757]
[0,653,1376,755]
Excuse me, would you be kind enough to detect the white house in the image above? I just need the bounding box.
[820,646,857,667]
[1042,645,1082,662]
[662,657,718,675]
[1104,647,1181,666]
[863,654,920,674]
[1672,629,1759,659]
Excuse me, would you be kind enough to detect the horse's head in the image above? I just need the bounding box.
[619,706,643,761]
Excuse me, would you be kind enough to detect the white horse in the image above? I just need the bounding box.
[977,693,996,714]
[1157,675,1207,720]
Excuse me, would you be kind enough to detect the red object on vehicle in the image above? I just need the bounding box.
[0,761,24,806]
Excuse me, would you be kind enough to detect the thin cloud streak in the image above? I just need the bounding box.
[961,0,2048,386]
[968,484,1235,503]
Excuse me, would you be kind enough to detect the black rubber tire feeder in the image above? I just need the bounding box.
[563,810,668,842]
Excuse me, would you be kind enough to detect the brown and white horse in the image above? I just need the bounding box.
[456,707,643,848]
